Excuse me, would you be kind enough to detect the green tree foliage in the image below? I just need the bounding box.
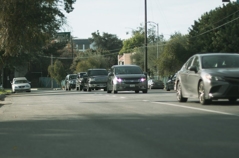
[158,33,189,76]
[48,59,66,84]
[75,54,108,72]
[89,31,123,66]
[188,2,239,53]
[119,25,157,55]
[119,32,144,54]
[0,0,76,56]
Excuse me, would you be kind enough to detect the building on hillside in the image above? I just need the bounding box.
[118,53,135,65]
[73,39,96,52]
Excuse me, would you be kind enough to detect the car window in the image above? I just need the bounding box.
[14,80,28,84]
[192,56,200,71]
[202,55,239,69]
[69,75,77,79]
[89,70,108,76]
[115,66,143,74]
[183,57,194,70]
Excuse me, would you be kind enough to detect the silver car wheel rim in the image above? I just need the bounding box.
[177,84,181,100]
[199,83,204,103]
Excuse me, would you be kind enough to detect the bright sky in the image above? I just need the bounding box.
[62,0,233,40]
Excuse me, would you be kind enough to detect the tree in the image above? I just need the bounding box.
[188,2,239,53]
[0,0,76,56]
[48,59,66,85]
[89,31,123,66]
[157,33,189,76]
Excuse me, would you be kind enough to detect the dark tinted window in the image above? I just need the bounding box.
[115,66,143,74]
[202,55,239,68]
[88,70,108,76]
[192,56,200,71]
[69,75,77,79]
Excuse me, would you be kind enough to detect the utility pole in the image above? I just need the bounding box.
[51,54,53,89]
[144,0,148,73]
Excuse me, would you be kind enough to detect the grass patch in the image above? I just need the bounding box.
[0,89,11,95]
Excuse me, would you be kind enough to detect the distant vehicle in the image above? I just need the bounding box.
[175,53,239,105]
[11,77,31,93]
[107,65,148,93]
[76,72,86,91]
[82,69,108,92]
[148,79,164,89]
[65,74,77,91]
[165,74,176,91]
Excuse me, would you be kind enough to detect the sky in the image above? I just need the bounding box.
[61,0,234,40]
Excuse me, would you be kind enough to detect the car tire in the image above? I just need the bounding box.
[135,90,139,93]
[80,86,83,91]
[112,85,117,94]
[228,98,237,103]
[142,90,148,93]
[87,86,91,92]
[107,85,112,93]
[176,82,188,102]
[76,87,79,91]
[198,81,211,105]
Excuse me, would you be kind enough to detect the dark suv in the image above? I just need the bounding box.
[82,69,108,92]
[65,74,77,91]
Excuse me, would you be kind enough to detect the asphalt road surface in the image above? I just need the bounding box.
[0,89,239,158]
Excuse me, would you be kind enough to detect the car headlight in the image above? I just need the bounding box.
[205,74,225,82]
[140,78,146,82]
[25,85,30,88]
[113,77,122,84]
[89,78,95,82]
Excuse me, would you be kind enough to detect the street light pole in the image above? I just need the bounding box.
[144,0,148,73]
[148,21,159,79]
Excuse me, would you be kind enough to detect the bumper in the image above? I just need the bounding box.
[14,88,31,92]
[69,84,76,88]
[114,83,147,91]
[89,83,107,89]
[206,82,239,99]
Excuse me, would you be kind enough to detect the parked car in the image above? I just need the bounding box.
[107,65,148,93]
[76,72,86,91]
[65,74,77,91]
[82,69,108,92]
[11,77,31,93]
[175,53,239,105]
[148,79,164,89]
[165,74,176,91]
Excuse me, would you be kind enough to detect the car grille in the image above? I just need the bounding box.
[226,86,239,96]
[19,86,25,88]
[123,78,141,84]
[224,77,239,84]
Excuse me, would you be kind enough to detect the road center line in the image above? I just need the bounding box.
[152,102,239,117]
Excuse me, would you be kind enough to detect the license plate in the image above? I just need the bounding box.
[130,84,135,87]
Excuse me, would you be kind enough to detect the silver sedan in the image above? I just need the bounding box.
[175,53,239,105]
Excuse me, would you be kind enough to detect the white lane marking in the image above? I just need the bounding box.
[153,102,239,117]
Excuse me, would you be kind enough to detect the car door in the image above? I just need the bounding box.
[187,56,201,97]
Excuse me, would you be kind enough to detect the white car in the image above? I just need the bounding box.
[11,77,31,93]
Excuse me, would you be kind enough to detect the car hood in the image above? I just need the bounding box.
[115,74,146,78]
[203,68,239,77]
[90,75,108,81]
[13,83,30,86]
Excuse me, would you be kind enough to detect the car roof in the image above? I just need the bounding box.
[88,69,107,70]
[13,77,27,81]
[111,65,140,68]
[195,53,239,57]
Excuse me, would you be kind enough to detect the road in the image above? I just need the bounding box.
[0,89,239,158]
